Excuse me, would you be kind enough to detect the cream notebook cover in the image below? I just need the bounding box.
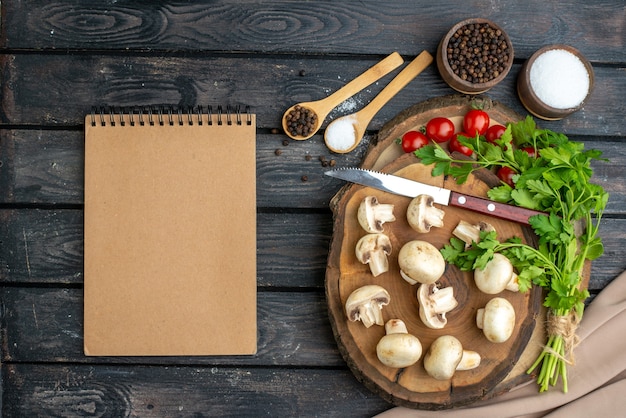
[84,106,257,356]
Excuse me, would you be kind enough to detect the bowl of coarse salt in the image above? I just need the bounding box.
[517,44,594,120]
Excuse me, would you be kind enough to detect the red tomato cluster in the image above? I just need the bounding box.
[399,107,537,188]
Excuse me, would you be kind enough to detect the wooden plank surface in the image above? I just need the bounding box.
[1,0,625,416]
[0,209,624,290]
[1,54,625,137]
[2,0,624,63]
[2,364,391,417]
[1,131,623,210]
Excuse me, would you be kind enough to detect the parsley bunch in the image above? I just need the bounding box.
[415,116,609,392]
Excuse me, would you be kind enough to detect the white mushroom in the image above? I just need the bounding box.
[474,253,519,294]
[452,220,496,248]
[417,283,458,329]
[397,240,446,285]
[423,335,481,380]
[376,319,423,368]
[355,233,392,277]
[357,196,396,233]
[345,285,391,328]
[476,297,516,343]
[406,194,445,233]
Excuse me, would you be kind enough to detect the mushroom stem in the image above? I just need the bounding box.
[357,196,396,233]
[457,350,482,371]
[453,220,495,248]
[385,318,409,335]
[407,195,445,233]
[424,208,445,230]
[505,272,520,292]
[355,233,392,277]
[345,285,390,328]
[417,283,458,329]
[369,246,390,277]
[360,302,384,328]
[430,286,458,314]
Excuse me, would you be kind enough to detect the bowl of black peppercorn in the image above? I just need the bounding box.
[436,18,514,94]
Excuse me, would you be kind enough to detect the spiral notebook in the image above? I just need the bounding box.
[83,105,257,356]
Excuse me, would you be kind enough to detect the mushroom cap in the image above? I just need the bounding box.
[355,233,392,277]
[357,196,396,233]
[397,240,445,285]
[474,253,514,294]
[407,194,445,233]
[345,285,391,328]
[423,335,463,380]
[376,331,423,368]
[476,297,516,343]
[417,283,458,329]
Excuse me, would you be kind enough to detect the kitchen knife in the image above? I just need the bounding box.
[325,167,546,226]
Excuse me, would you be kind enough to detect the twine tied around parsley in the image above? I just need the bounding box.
[545,311,581,366]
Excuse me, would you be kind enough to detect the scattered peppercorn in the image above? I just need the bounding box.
[274,149,282,156]
[282,139,289,146]
[329,159,336,167]
[299,70,306,77]
[305,155,312,161]
[301,175,308,182]
[285,105,318,138]
[446,22,511,84]
[271,128,279,134]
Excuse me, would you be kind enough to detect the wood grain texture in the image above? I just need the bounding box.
[1,0,624,415]
[2,363,391,417]
[1,54,625,136]
[0,288,345,366]
[0,210,334,288]
[325,98,548,409]
[326,162,542,408]
[1,131,622,211]
[0,213,623,290]
[1,1,624,63]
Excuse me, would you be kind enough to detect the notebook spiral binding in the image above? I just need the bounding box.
[90,105,252,127]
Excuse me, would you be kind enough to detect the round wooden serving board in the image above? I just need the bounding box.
[326,95,548,409]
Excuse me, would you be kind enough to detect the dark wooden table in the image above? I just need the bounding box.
[1,1,625,416]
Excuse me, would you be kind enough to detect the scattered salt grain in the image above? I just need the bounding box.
[529,49,590,109]
[325,116,358,151]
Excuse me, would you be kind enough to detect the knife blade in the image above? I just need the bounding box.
[325,167,546,226]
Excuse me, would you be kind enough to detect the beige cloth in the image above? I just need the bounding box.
[376,270,626,418]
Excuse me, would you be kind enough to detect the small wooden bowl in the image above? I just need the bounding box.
[517,44,594,120]
[436,18,514,94]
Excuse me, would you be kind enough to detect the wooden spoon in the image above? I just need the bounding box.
[324,50,433,154]
[282,52,404,140]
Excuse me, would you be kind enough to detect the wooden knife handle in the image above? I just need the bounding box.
[449,191,546,226]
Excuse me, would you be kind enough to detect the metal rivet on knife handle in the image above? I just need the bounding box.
[450,192,546,226]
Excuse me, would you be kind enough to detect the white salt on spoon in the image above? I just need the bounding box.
[325,51,433,154]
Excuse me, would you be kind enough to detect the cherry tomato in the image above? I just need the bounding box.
[463,109,490,136]
[497,166,517,187]
[401,130,429,153]
[448,133,473,157]
[521,146,537,158]
[425,117,455,143]
[485,124,506,143]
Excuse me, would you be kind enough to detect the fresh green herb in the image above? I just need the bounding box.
[417,116,609,393]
